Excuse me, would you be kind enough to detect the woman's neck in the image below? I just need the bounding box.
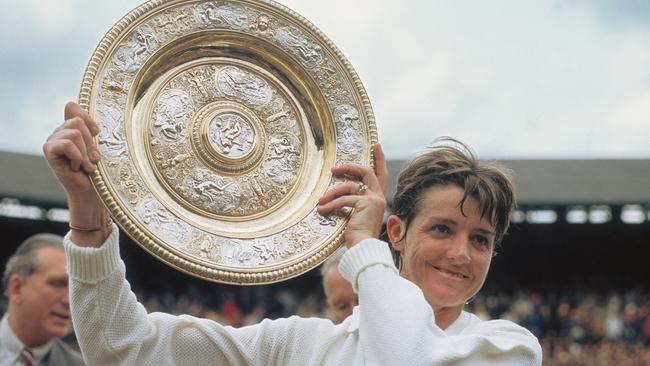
[433,305,463,330]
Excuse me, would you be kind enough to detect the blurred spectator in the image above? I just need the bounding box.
[320,248,357,323]
[0,234,84,365]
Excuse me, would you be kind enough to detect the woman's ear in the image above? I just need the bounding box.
[386,215,405,252]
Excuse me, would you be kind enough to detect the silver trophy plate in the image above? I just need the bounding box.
[81,0,377,284]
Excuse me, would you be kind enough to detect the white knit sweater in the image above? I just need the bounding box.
[64,226,542,365]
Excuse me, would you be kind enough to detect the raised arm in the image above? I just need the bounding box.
[42,101,112,247]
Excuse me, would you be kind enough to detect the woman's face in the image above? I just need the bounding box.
[387,185,495,312]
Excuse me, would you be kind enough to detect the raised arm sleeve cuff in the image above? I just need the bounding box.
[63,223,121,284]
[339,239,397,292]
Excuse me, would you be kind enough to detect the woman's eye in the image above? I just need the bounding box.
[471,235,490,248]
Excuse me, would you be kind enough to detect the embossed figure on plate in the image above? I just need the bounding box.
[185,230,225,263]
[195,3,248,29]
[96,102,127,156]
[183,169,241,214]
[262,134,300,184]
[268,136,296,160]
[249,14,274,38]
[152,89,194,141]
[275,26,324,69]
[216,66,271,106]
[153,7,192,35]
[314,213,337,227]
[256,15,269,31]
[113,26,159,73]
[136,199,188,247]
[334,104,363,157]
[221,239,277,266]
[207,113,256,158]
[185,70,212,101]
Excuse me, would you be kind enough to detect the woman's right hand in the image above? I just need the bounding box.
[317,144,388,248]
[43,102,111,246]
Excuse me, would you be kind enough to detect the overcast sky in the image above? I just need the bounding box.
[1,0,648,159]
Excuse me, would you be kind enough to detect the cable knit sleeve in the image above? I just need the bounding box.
[339,239,543,366]
[63,226,343,366]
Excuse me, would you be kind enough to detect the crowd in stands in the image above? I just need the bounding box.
[132,285,650,365]
[468,288,650,365]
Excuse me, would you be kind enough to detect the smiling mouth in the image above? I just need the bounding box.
[432,265,469,280]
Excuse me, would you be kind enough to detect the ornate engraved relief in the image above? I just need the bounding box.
[216,66,271,107]
[181,169,241,214]
[222,238,278,266]
[313,63,352,106]
[195,3,248,29]
[313,212,337,227]
[96,102,127,157]
[262,134,300,185]
[117,165,148,206]
[152,89,195,142]
[113,26,159,73]
[144,61,305,218]
[184,231,223,263]
[181,68,216,104]
[275,26,324,69]
[249,14,274,38]
[137,199,188,247]
[154,146,193,181]
[207,113,256,158]
[99,68,130,107]
[273,220,321,258]
[334,104,363,158]
[152,7,193,36]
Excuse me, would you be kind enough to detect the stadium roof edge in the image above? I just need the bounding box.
[2,151,649,206]
[386,159,650,205]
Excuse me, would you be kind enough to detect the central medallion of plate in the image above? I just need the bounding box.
[146,59,305,220]
[207,113,256,159]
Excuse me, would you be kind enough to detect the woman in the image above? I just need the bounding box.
[43,102,542,365]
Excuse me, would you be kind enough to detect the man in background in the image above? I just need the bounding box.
[0,233,84,365]
[321,248,358,324]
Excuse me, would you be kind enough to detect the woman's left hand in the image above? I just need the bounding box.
[317,144,388,248]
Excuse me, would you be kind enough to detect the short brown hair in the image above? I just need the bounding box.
[3,233,64,295]
[391,138,516,265]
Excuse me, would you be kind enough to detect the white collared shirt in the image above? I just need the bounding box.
[0,315,54,366]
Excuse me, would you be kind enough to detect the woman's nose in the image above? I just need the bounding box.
[447,237,471,264]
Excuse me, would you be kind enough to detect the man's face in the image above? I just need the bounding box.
[11,247,72,344]
[323,265,357,324]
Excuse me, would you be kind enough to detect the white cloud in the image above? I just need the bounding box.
[0,0,77,31]
[0,0,648,159]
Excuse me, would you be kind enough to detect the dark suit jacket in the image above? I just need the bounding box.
[44,339,85,366]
